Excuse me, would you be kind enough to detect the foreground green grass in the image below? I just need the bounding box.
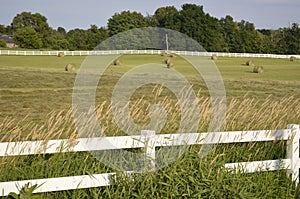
[0,54,300,198]
[1,142,298,198]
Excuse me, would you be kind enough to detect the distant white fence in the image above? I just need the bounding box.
[0,124,299,196]
[0,50,299,59]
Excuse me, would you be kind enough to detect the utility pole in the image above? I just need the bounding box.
[166,34,169,52]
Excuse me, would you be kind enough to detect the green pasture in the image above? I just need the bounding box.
[0,54,299,123]
[0,54,300,198]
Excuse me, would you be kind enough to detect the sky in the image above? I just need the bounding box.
[0,0,299,30]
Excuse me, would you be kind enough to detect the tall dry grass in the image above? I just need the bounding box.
[1,94,299,141]
[0,94,299,197]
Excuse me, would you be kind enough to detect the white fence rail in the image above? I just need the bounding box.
[0,50,299,59]
[0,124,299,196]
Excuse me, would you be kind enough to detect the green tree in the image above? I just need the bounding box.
[285,23,300,54]
[258,29,273,53]
[12,12,50,33]
[154,6,181,31]
[238,20,265,53]
[54,39,69,50]
[107,11,147,36]
[11,12,51,48]
[0,39,6,48]
[42,28,63,49]
[86,25,109,49]
[203,14,225,51]
[145,14,159,27]
[0,25,6,33]
[66,28,89,50]
[14,27,42,49]
[0,25,13,34]
[220,15,242,52]
[270,29,287,54]
[65,26,108,50]
[57,27,67,35]
[44,28,70,50]
[179,4,224,51]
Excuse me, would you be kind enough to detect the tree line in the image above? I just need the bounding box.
[0,4,299,54]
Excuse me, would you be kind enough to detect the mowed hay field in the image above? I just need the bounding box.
[0,54,300,198]
[1,55,299,126]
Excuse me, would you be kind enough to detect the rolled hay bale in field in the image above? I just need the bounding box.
[161,51,167,56]
[290,56,296,62]
[246,60,254,66]
[170,53,177,58]
[57,52,65,57]
[164,57,171,65]
[211,54,217,60]
[65,63,76,72]
[113,59,121,66]
[253,65,263,73]
[167,61,175,69]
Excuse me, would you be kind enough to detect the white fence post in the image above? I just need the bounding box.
[0,127,299,195]
[141,130,156,171]
[0,50,299,58]
[287,124,300,184]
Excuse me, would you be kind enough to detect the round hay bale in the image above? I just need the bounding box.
[65,63,76,72]
[170,53,177,58]
[161,51,167,56]
[164,58,171,65]
[246,60,254,66]
[167,61,175,68]
[211,54,217,60]
[57,52,65,57]
[290,56,296,62]
[113,59,121,66]
[253,65,263,73]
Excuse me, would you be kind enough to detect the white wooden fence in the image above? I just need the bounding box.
[0,49,299,59]
[0,124,299,196]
